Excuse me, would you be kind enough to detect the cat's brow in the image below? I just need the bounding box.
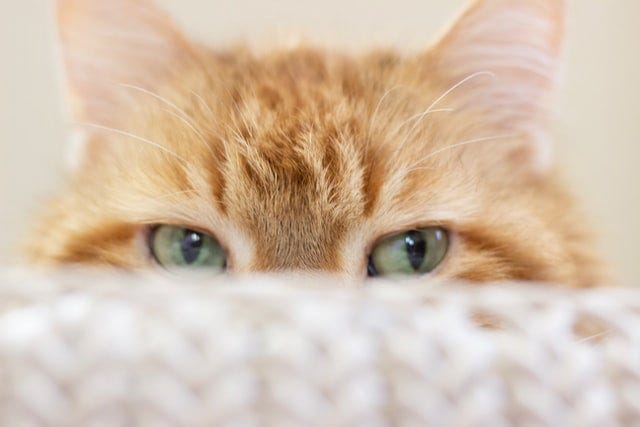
[380,133,516,205]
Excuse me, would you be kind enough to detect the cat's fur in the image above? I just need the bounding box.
[27,0,607,285]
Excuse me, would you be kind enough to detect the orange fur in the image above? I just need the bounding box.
[26,0,608,286]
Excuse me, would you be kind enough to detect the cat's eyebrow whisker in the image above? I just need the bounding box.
[393,108,455,134]
[369,108,452,164]
[75,122,189,164]
[401,70,495,134]
[118,83,211,132]
[367,84,406,142]
[154,189,199,201]
[412,134,517,167]
[158,107,216,158]
[390,71,495,155]
[373,72,495,164]
[118,83,192,120]
[118,83,218,158]
[190,90,216,120]
[381,134,516,201]
[375,108,454,166]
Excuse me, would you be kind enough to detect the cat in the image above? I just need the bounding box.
[26,0,607,286]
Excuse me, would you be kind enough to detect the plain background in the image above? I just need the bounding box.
[1,1,638,284]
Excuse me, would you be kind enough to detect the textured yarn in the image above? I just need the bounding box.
[0,270,638,426]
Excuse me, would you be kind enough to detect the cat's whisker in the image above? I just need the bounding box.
[373,72,494,165]
[154,189,199,201]
[118,83,218,158]
[159,108,216,158]
[398,70,495,136]
[367,85,406,142]
[75,122,189,164]
[389,71,496,161]
[190,90,216,120]
[119,83,211,135]
[381,134,515,202]
[369,108,453,164]
[385,108,454,160]
[392,108,454,137]
[118,83,192,120]
[411,134,517,167]
[190,89,225,137]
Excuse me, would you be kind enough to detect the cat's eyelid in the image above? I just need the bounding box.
[365,219,454,249]
[143,223,229,254]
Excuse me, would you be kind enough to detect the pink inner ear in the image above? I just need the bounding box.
[421,0,565,172]
[428,0,564,117]
[58,0,198,126]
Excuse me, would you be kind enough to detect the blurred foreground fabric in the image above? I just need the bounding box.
[0,270,638,426]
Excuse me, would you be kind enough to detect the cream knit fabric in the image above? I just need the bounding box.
[0,271,637,426]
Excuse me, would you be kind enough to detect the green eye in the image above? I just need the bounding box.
[368,227,449,277]
[150,225,226,272]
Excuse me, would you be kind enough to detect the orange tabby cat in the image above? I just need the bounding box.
[27,0,607,286]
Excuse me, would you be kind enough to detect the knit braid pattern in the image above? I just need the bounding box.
[0,271,637,426]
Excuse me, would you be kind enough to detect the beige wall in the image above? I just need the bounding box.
[1,1,638,284]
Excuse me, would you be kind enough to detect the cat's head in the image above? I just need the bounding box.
[28,0,605,285]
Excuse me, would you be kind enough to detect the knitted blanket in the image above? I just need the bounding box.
[0,270,637,426]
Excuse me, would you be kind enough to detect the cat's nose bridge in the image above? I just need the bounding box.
[249,236,343,272]
[243,215,347,273]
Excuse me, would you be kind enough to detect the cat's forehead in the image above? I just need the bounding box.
[105,49,459,272]
[135,50,413,193]
[124,47,470,219]
[215,48,399,96]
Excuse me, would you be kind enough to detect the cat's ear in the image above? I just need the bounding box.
[425,0,565,171]
[57,0,199,127]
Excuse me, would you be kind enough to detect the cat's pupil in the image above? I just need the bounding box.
[181,230,203,264]
[405,230,426,270]
[367,258,378,276]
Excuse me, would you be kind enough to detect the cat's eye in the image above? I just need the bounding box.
[149,225,227,272]
[368,227,449,277]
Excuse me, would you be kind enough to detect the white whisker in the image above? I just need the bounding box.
[407,70,495,133]
[380,133,515,201]
[373,71,495,163]
[76,122,188,163]
[409,134,516,170]
[391,71,495,156]
[118,83,190,119]
[392,108,455,135]
[191,90,216,120]
[380,108,454,164]
[155,189,199,201]
[118,83,217,158]
[367,85,406,141]
[159,107,216,158]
